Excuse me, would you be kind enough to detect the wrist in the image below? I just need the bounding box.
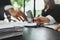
[46,17,50,23]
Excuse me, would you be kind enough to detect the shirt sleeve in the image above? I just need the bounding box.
[46,15,56,24]
[4,5,13,10]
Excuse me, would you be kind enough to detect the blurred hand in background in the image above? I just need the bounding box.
[55,24,60,32]
[34,16,50,24]
[8,8,27,21]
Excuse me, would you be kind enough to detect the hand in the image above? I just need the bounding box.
[8,8,27,21]
[34,16,50,24]
[55,24,60,32]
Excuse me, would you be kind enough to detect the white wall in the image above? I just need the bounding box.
[54,0,60,4]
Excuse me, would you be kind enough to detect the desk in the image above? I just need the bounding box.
[0,21,60,40]
[0,26,23,39]
[0,21,23,39]
[23,27,60,40]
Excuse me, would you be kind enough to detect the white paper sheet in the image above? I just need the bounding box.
[0,22,21,29]
[0,21,37,29]
[0,21,58,30]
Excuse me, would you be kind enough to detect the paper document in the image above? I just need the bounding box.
[0,21,37,29]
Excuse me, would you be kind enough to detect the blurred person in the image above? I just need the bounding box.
[34,0,60,31]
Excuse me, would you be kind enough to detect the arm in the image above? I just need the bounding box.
[34,16,50,24]
[4,5,27,21]
[8,8,27,21]
[34,15,56,24]
[55,24,60,32]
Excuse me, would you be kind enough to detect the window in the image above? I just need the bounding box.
[24,0,45,17]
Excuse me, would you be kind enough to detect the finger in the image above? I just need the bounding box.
[19,16,24,22]
[18,11,27,21]
[34,21,44,26]
[34,20,42,24]
[55,26,60,30]
[58,29,60,32]
[16,17,20,21]
[21,14,27,21]
[34,17,39,20]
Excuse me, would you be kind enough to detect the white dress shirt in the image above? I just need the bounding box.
[46,15,56,24]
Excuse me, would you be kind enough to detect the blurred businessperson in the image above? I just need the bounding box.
[34,0,60,32]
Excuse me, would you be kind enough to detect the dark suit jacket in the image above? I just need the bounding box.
[0,0,11,20]
[42,5,60,23]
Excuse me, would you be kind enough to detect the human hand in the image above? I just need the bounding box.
[34,16,50,24]
[8,8,27,21]
[55,24,60,32]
